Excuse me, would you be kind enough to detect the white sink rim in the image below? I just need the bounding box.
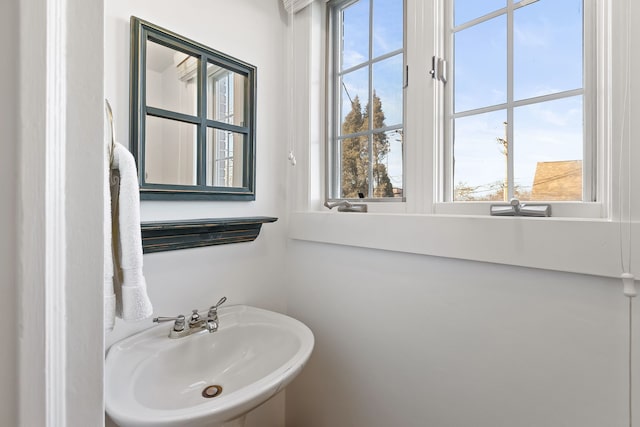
[105,305,314,427]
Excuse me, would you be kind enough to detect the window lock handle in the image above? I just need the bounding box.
[430,56,447,84]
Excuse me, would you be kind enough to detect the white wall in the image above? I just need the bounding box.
[0,0,18,424]
[286,241,634,427]
[283,1,640,426]
[65,0,106,424]
[14,0,105,424]
[100,2,640,427]
[104,1,291,426]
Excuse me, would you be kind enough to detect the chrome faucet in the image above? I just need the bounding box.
[153,297,227,339]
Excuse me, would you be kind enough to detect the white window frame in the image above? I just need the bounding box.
[434,0,605,218]
[324,0,607,218]
[326,0,407,206]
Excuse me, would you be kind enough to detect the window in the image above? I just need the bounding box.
[327,0,405,201]
[326,0,600,216]
[447,0,591,203]
[291,0,619,270]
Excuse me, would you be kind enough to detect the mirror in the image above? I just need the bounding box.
[130,17,256,200]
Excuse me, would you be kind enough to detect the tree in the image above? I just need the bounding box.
[454,182,480,201]
[341,95,368,198]
[454,180,532,201]
[341,92,394,198]
[373,163,394,197]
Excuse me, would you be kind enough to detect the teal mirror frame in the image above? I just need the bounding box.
[130,16,257,201]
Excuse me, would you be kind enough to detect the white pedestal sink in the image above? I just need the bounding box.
[105,305,314,427]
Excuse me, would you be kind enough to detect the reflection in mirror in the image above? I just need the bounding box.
[207,62,248,126]
[131,17,257,200]
[146,40,198,116]
[145,116,197,185]
[206,129,244,187]
[204,63,247,188]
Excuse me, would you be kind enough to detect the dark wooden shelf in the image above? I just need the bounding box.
[140,216,278,253]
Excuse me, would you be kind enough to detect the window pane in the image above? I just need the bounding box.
[454,15,507,112]
[342,0,370,70]
[331,0,403,201]
[453,110,508,201]
[144,116,197,186]
[206,129,245,187]
[372,0,403,58]
[341,67,369,135]
[514,0,583,101]
[373,129,403,198]
[340,136,369,198]
[454,0,505,27]
[207,63,248,126]
[146,40,198,116]
[514,96,583,201]
[372,54,403,127]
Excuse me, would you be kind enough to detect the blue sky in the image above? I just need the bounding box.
[454,0,583,197]
[341,0,404,189]
[340,0,584,198]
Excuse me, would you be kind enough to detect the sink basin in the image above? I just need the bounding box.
[105,305,314,427]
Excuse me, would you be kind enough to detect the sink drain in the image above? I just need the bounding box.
[202,385,223,399]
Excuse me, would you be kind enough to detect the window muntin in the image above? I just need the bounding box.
[449,0,588,203]
[454,0,505,27]
[328,0,405,200]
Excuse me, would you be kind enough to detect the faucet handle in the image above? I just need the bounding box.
[188,309,203,327]
[153,314,186,331]
[207,297,227,317]
[153,315,184,323]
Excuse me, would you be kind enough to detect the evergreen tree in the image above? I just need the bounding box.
[341,92,394,198]
[341,95,368,198]
[365,92,393,197]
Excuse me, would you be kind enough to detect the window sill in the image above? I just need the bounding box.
[288,211,638,279]
[434,201,604,218]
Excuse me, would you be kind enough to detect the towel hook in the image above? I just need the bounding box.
[105,99,115,166]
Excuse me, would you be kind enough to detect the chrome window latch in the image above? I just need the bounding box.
[324,200,368,213]
[490,198,551,217]
[430,56,447,84]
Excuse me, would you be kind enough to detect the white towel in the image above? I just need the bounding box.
[104,138,116,332]
[111,142,153,322]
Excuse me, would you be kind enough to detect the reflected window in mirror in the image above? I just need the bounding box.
[130,17,257,200]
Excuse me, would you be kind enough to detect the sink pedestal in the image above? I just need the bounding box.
[219,415,246,427]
